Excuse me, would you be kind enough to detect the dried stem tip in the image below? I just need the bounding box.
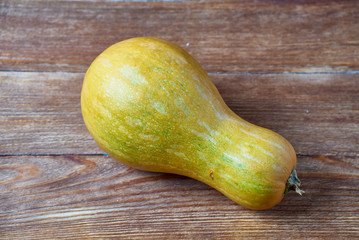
[285,169,304,195]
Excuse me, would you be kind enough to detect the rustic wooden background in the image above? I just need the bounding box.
[1,0,358,239]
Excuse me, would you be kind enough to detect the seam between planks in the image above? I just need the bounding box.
[1,69,359,75]
[0,153,358,158]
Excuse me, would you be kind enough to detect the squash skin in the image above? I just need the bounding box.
[81,37,297,210]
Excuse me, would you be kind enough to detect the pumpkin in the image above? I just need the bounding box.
[81,37,302,210]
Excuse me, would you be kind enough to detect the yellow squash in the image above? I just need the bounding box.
[81,37,302,210]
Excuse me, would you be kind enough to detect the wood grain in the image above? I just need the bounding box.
[1,0,358,73]
[0,155,358,239]
[1,71,358,156]
[0,71,100,155]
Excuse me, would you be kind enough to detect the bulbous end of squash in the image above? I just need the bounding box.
[285,169,304,195]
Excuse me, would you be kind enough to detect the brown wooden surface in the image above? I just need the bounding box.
[0,155,358,239]
[1,0,359,73]
[1,0,358,239]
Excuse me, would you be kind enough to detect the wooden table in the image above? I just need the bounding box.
[1,1,358,239]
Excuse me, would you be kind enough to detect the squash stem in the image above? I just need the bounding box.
[285,169,304,195]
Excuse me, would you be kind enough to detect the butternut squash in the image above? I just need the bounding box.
[81,37,302,210]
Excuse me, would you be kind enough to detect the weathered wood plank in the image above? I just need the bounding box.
[0,155,358,239]
[1,71,358,156]
[0,72,102,155]
[1,0,358,73]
